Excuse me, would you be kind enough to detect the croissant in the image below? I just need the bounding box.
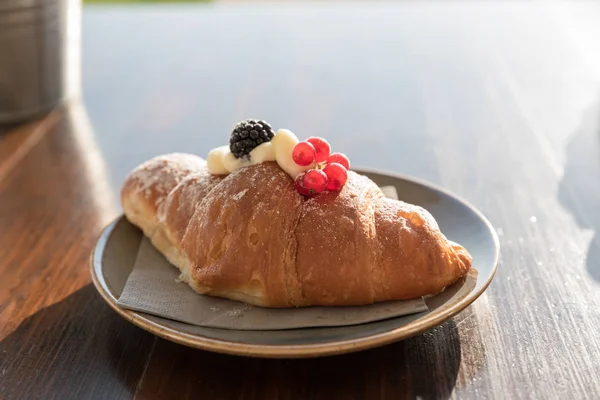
[121,153,472,307]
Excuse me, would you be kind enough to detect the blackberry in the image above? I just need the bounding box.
[229,119,275,158]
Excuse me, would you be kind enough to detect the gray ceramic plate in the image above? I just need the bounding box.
[90,168,499,358]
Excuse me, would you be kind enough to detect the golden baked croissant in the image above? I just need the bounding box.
[121,153,472,307]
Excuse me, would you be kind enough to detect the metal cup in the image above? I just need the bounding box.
[0,0,81,124]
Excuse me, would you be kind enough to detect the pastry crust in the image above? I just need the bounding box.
[121,153,472,307]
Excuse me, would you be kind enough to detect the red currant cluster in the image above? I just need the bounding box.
[292,137,350,196]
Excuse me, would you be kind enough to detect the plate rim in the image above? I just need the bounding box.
[90,167,500,358]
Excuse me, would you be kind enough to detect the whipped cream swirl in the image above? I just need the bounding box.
[207,129,311,179]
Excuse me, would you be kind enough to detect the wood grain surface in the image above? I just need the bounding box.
[2,2,600,399]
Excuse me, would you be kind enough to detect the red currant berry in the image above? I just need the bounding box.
[306,137,331,163]
[327,153,350,170]
[303,169,328,193]
[294,172,312,196]
[323,162,348,191]
[292,141,316,166]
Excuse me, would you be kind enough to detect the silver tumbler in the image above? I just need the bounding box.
[0,0,81,124]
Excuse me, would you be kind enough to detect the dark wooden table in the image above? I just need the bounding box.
[2,2,600,399]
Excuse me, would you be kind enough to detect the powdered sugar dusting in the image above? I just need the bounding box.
[129,153,207,199]
[232,189,249,201]
[225,303,254,318]
[297,171,383,247]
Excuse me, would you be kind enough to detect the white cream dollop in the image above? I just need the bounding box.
[206,129,310,179]
[271,129,311,178]
[207,142,274,175]
[206,145,230,175]
[249,141,275,164]
[222,150,250,172]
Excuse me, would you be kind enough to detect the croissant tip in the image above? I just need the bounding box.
[449,241,473,271]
